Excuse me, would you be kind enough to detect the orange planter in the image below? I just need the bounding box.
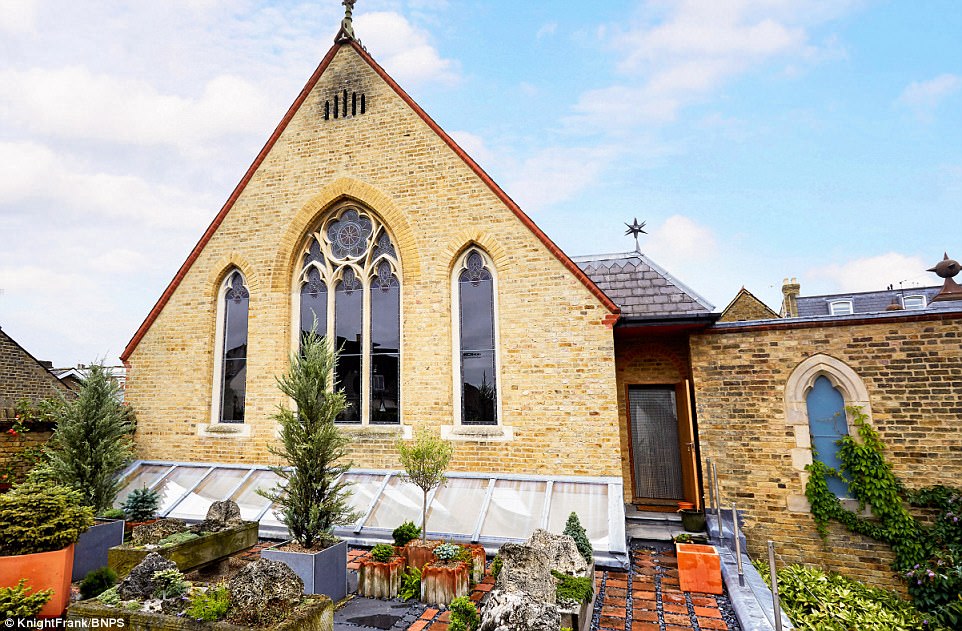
[403,539,440,572]
[676,543,722,595]
[357,554,406,598]
[420,561,469,606]
[0,544,75,617]
[462,543,487,584]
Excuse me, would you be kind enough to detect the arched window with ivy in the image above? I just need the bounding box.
[806,375,849,496]
[217,270,249,424]
[455,248,499,425]
[295,205,401,424]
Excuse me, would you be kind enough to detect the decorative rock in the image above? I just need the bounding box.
[131,518,187,545]
[526,529,589,577]
[117,553,178,600]
[478,589,561,631]
[228,558,305,625]
[193,499,243,533]
[494,543,555,603]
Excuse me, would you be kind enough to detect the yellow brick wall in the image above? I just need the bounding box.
[125,44,622,479]
[690,315,962,590]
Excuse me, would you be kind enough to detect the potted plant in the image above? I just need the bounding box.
[675,542,723,595]
[396,429,453,568]
[420,543,470,606]
[29,365,136,580]
[679,508,707,532]
[357,543,405,598]
[0,482,95,617]
[260,331,359,601]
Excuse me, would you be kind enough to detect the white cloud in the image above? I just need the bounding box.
[505,146,617,212]
[807,253,929,293]
[449,131,496,171]
[0,67,272,154]
[897,74,961,118]
[354,12,459,86]
[644,215,718,268]
[0,0,39,33]
[536,22,558,40]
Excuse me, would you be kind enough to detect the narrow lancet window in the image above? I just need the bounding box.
[219,271,249,423]
[806,375,849,496]
[458,250,498,425]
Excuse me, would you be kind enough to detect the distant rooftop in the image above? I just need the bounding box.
[574,251,714,319]
[795,285,951,318]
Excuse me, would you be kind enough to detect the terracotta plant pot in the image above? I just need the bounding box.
[124,519,159,536]
[420,561,469,606]
[357,553,405,598]
[0,543,75,618]
[403,539,440,572]
[676,543,723,595]
[462,543,487,584]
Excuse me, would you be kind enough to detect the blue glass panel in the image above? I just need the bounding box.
[806,376,849,496]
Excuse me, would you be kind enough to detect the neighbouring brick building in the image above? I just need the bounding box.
[121,17,962,588]
[0,325,71,414]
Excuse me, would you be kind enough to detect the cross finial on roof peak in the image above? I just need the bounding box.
[336,0,357,42]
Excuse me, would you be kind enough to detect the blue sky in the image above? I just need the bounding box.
[1,1,960,366]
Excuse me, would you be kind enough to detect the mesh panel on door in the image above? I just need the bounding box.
[629,387,683,500]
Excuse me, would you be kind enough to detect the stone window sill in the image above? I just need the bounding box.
[197,423,251,439]
[440,424,514,442]
[338,424,413,439]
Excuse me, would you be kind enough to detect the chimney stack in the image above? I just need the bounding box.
[780,277,800,318]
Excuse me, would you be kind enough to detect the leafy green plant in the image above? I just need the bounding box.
[258,330,358,549]
[563,512,592,563]
[0,579,53,618]
[805,406,962,614]
[79,566,118,600]
[152,568,190,600]
[392,520,422,547]
[434,542,461,562]
[157,531,201,547]
[100,507,126,519]
[763,563,942,630]
[31,365,136,515]
[552,570,593,605]
[491,554,502,579]
[97,586,120,606]
[184,583,230,621]
[121,487,160,522]
[399,566,422,601]
[397,429,454,542]
[674,533,693,543]
[448,595,480,631]
[371,543,397,563]
[0,481,94,555]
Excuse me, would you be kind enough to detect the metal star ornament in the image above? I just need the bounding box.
[624,218,647,252]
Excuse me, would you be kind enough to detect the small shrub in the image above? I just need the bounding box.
[97,586,120,606]
[157,531,201,547]
[491,554,503,579]
[0,481,94,555]
[0,579,53,618]
[434,542,461,562]
[392,520,422,547]
[397,429,454,542]
[184,583,230,622]
[79,566,118,600]
[399,566,422,601]
[371,543,396,563]
[100,507,125,519]
[563,512,592,564]
[674,533,693,543]
[121,487,160,522]
[152,568,190,600]
[448,595,480,631]
[552,570,593,605]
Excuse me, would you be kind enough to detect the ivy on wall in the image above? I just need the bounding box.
[805,407,962,626]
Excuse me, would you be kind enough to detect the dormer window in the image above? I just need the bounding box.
[902,295,926,310]
[829,300,853,316]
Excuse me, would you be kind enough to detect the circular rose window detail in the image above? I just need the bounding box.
[327,208,374,260]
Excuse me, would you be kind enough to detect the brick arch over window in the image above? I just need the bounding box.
[784,353,872,511]
[271,178,420,293]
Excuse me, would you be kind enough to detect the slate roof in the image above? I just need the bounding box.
[573,251,714,318]
[796,286,951,317]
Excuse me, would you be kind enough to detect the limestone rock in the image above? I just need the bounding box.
[526,529,589,577]
[479,589,561,631]
[117,553,178,600]
[494,542,555,603]
[131,518,187,545]
[228,558,304,625]
[193,499,243,533]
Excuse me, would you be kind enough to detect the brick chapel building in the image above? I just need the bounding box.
[121,19,962,586]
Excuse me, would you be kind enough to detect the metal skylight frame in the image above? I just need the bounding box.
[115,460,628,567]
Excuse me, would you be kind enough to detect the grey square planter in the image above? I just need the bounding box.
[262,539,348,602]
[73,518,125,581]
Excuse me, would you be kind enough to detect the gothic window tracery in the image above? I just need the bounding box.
[455,248,499,425]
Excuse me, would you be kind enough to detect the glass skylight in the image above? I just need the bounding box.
[115,461,627,566]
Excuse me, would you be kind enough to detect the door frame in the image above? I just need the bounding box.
[624,381,701,510]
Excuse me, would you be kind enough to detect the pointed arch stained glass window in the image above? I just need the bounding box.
[220,271,249,424]
[458,249,497,425]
